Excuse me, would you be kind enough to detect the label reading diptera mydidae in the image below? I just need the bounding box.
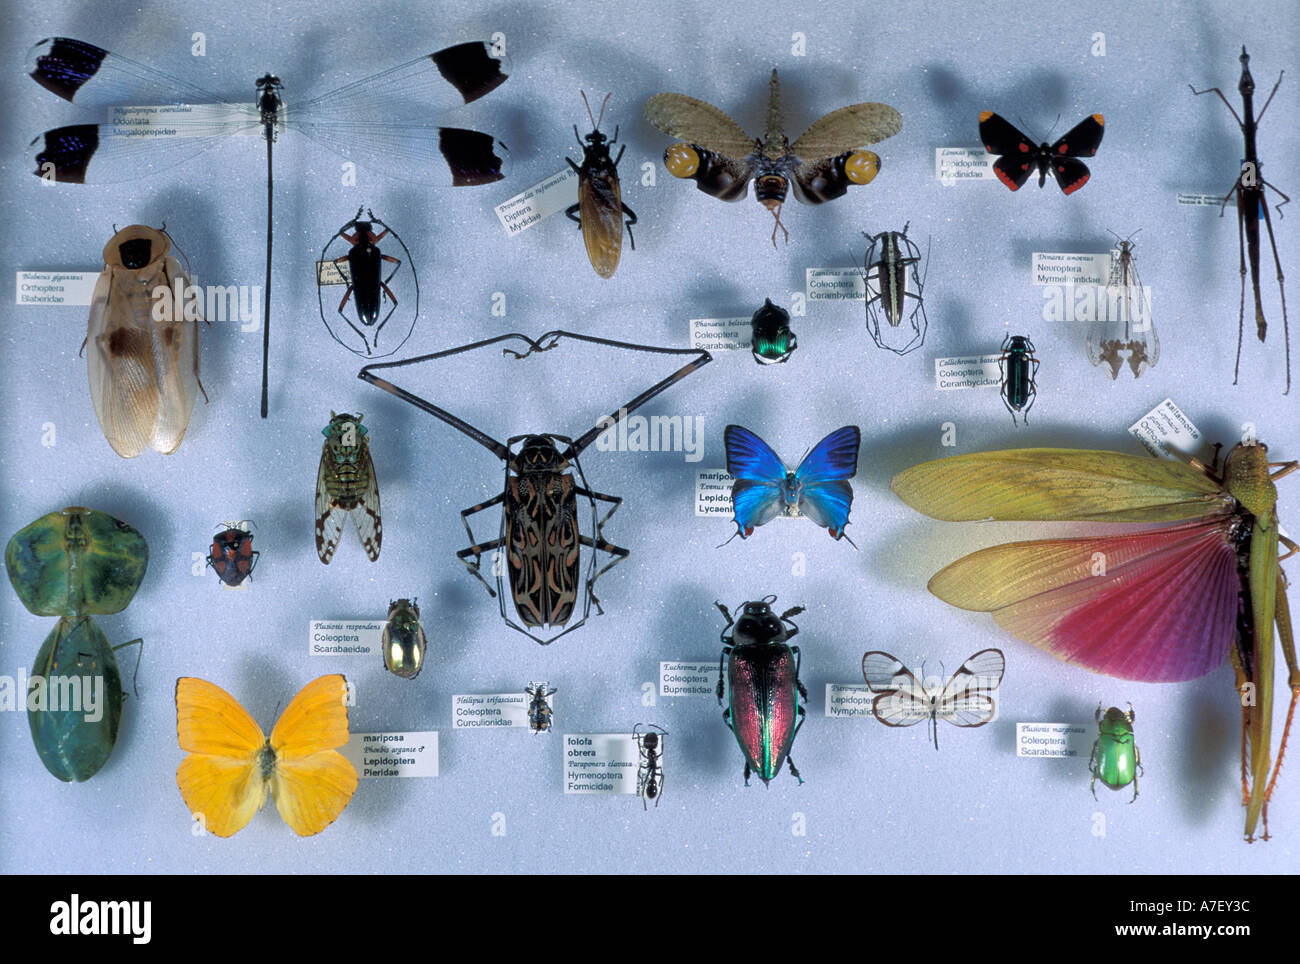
[805,267,866,301]
[934,354,1002,390]
[494,168,579,236]
[1128,399,1203,460]
[825,684,875,718]
[15,271,99,306]
[308,620,383,656]
[935,147,996,184]
[451,692,533,729]
[1177,192,1238,207]
[659,661,719,698]
[689,316,752,351]
[1016,722,1091,759]
[563,734,650,795]
[342,732,438,778]
[110,103,274,136]
[694,469,734,517]
[1031,253,1112,286]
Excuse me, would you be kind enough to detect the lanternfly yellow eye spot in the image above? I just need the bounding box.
[664,142,700,178]
[845,151,880,185]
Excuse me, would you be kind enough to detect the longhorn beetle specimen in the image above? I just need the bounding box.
[317,207,418,358]
[998,333,1039,425]
[863,223,928,356]
[1190,46,1291,394]
[565,92,636,279]
[359,331,712,644]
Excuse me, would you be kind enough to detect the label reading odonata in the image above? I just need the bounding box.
[1016,722,1091,758]
[342,732,438,778]
[563,734,653,795]
[309,620,383,656]
[659,661,718,698]
[451,692,533,729]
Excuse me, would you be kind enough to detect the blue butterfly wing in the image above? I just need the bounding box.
[794,426,860,537]
[725,425,786,480]
[730,479,784,536]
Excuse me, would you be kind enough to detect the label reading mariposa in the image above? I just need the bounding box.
[1031,253,1112,286]
[806,267,866,301]
[825,684,875,718]
[689,316,752,351]
[342,731,438,778]
[695,469,734,517]
[451,692,532,729]
[15,271,99,306]
[1016,722,1091,759]
[494,168,579,236]
[934,354,1002,390]
[659,661,719,698]
[309,620,383,656]
[563,734,652,795]
[935,147,996,184]
[1128,398,1203,460]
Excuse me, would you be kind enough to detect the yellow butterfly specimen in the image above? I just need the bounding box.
[175,674,358,837]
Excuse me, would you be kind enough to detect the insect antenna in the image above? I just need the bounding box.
[581,90,612,132]
[767,203,790,247]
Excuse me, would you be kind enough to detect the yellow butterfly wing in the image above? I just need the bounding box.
[268,674,358,837]
[175,677,271,838]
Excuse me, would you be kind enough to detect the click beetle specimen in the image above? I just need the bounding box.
[1090,704,1142,802]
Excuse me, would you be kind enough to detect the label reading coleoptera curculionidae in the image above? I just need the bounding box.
[1016,722,1091,758]
[1127,399,1203,460]
[805,267,866,301]
[563,734,652,795]
[1030,252,1112,286]
[694,470,734,517]
[825,684,875,717]
[493,168,579,236]
[689,316,751,351]
[308,620,384,656]
[451,693,535,729]
[14,271,99,306]
[341,732,438,778]
[934,354,1002,390]
[659,661,719,698]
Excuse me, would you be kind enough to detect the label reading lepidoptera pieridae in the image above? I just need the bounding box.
[342,732,438,777]
[494,168,579,236]
[563,734,653,795]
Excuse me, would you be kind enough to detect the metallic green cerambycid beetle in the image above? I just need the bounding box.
[1090,703,1142,802]
[5,507,147,782]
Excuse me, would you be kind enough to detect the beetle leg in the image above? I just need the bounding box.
[338,285,354,313]
[575,534,629,614]
[785,750,803,785]
[457,493,507,597]
[1089,739,1100,800]
[742,760,751,786]
[339,230,359,244]
[371,227,391,244]
[380,281,399,307]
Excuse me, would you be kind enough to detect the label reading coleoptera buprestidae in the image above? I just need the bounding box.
[563,734,653,795]
[309,620,383,656]
[935,147,996,185]
[934,354,1002,390]
[451,692,535,729]
[14,271,99,305]
[825,684,875,717]
[659,661,719,698]
[689,316,752,351]
[805,267,866,301]
[342,731,438,778]
[1128,399,1203,460]
[1016,722,1091,758]
[695,470,734,516]
[1031,253,1112,286]
[494,168,580,236]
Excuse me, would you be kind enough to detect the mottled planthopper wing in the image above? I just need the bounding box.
[348,446,383,562]
[789,102,901,160]
[267,675,358,837]
[642,93,756,159]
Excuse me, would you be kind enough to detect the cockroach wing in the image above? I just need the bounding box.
[579,172,623,279]
[87,255,162,459]
[642,93,756,160]
[149,251,201,454]
[315,453,346,565]
[789,102,902,161]
[348,446,383,562]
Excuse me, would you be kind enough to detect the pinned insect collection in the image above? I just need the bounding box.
[7,8,1298,877]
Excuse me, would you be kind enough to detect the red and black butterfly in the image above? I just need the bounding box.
[978,112,1105,195]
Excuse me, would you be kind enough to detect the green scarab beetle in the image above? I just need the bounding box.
[1089,703,1142,803]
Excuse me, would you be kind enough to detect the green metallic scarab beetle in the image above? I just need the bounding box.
[1089,703,1142,802]
[382,598,427,680]
[5,507,148,782]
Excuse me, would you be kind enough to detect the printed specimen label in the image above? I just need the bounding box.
[659,661,719,698]
[343,731,438,778]
[309,619,383,656]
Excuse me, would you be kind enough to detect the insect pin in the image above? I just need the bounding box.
[645,69,901,245]
[1090,704,1141,802]
[978,112,1105,194]
[749,298,797,364]
[863,223,928,355]
[717,598,807,785]
[565,91,636,278]
[1190,47,1291,393]
[998,334,1039,425]
[723,425,861,544]
[526,682,556,733]
[206,522,259,588]
[317,207,418,358]
[861,649,1005,751]
[633,724,667,809]
[315,412,382,564]
[1087,231,1158,379]
[382,598,427,680]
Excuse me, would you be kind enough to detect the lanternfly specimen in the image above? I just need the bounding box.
[645,70,901,244]
[565,92,636,278]
[1088,231,1158,379]
[317,207,418,358]
[315,412,381,564]
[978,112,1105,194]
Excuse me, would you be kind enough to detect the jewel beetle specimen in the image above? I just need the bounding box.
[716,598,807,785]
[6,507,147,782]
[644,70,901,245]
[1090,703,1142,802]
[998,334,1039,425]
[315,412,382,564]
[978,112,1105,194]
[206,523,259,588]
[526,682,556,733]
[1190,47,1291,394]
[634,723,667,808]
[27,36,509,418]
[724,424,861,544]
[87,224,204,458]
[358,331,712,645]
[176,674,357,837]
[863,223,928,356]
[565,92,636,279]
[861,648,1005,751]
[317,207,418,358]
[382,598,427,680]
[1087,231,1158,379]
[749,298,797,364]
[890,441,1296,841]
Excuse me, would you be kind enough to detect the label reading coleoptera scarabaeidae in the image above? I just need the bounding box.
[308,620,383,656]
[825,684,875,717]
[689,316,752,351]
[341,731,438,778]
[935,147,996,185]
[659,661,719,698]
[1016,722,1091,758]
[934,354,1002,390]
[563,734,651,795]
[805,267,867,301]
[493,168,580,236]
[695,470,734,517]
[451,693,535,729]
[14,271,99,306]
[1128,399,1203,460]
[1031,252,1112,286]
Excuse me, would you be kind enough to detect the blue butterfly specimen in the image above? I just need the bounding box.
[724,425,861,544]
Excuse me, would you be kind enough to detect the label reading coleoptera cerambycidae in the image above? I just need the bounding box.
[659,661,719,698]
[14,271,99,306]
[1128,399,1203,460]
[1030,252,1112,286]
[934,147,997,185]
[934,354,1002,391]
[341,731,438,778]
[689,316,752,351]
[493,168,579,236]
[308,620,384,656]
[825,684,875,717]
[563,734,654,795]
[451,692,535,729]
[805,267,867,301]
[1016,722,1091,758]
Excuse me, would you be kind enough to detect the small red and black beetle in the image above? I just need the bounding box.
[206,524,259,587]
